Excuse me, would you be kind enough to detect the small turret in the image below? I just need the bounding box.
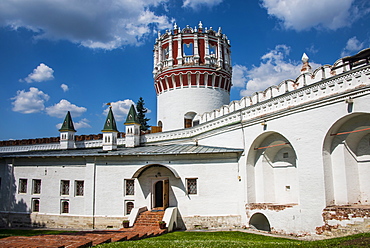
[59,111,76,149]
[124,105,141,147]
[102,105,118,151]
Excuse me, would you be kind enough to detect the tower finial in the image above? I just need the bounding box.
[301,53,312,73]
[198,21,203,29]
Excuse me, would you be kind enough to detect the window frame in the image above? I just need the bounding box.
[18,178,28,194]
[125,179,135,196]
[61,200,69,214]
[186,178,198,195]
[32,179,41,194]
[60,180,70,196]
[32,198,40,212]
[75,180,84,196]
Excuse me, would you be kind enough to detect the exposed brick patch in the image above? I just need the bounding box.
[316,205,370,235]
[246,203,296,211]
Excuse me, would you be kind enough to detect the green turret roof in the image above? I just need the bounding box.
[102,107,118,132]
[124,105,140,125]
[59,111,76,132]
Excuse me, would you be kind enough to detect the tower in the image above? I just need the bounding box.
[124,105,141,147]
[102,106,118,151]
[154,22,232,131]
[59,111,76,149]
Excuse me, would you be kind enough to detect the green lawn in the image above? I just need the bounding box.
[96,231,370,248]
[1,229,369,247]
[0,229,74,239]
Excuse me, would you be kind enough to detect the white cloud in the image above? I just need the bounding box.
[341,36,365,57]
[11,87,50,114]
[56,118,91,130]
[232,65,249,88]
[235,45,321,97]
[0,0,173,50]
[261,0,369,31]
[183,0,223,8]
[22,63,54,83]
[103,99,135,122]
[61,84,69,92]
[45,99,87,118]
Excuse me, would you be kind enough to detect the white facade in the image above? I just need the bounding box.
[1,39,370,235]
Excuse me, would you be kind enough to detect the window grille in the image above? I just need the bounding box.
[32,199,40,212]
[61,180,70,195]
[61,201,69,213]
[187,178,197,194]
[125,179,135,195]
[19,179,27,194]
[75,181,84,196]
[33,179,41,194]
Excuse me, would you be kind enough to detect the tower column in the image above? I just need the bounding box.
[177,34,183,65]
[169,35,173,67]
[194,34,199,65]
[217,37,223,67]
[204,34,210,65]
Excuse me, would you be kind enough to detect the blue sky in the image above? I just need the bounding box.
[1,0,369,141]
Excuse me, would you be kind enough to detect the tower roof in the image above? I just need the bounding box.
[59,111,76,132]
[124,105,140,125]
[102,107,118,132]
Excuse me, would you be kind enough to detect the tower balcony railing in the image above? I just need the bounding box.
[183,55,194,65]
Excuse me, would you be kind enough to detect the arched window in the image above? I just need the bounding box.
[184,112,197,129]
[62,201,69,213]
[126,202,134,215]
[32,199,40,212]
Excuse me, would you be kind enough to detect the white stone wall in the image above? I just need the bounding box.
[157,87,230,131]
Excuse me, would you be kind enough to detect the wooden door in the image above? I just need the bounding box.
[163,179,169,210]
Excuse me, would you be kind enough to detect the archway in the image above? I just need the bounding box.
[246,132,298,204]
[132,164,180,210]
[323,113,370,205]
[184,112,197,128]
[249,213,271,232]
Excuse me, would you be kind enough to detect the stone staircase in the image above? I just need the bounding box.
[0,210,167,247]
[134,210,165,227]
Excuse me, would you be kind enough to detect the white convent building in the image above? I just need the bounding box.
[1,22,370,236]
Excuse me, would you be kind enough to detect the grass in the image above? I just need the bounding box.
[95,231,370,248]
[1,229,369,247]
[0,228,74,239]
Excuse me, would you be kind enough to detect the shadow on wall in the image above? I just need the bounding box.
[0,161,45,228]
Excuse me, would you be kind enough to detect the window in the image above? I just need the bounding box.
[19,179,27,194]
[32,199,40,212]
[75,181,84,196]
[283,152,289,158]
[61,180,70,195]
[33,179,41,194]
[126,201,134,215]
[125,179,135,195]
[61,200,69,213]
[187,178,197,195]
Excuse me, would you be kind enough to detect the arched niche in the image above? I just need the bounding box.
[246,132,298,205]
[322,113,370,206]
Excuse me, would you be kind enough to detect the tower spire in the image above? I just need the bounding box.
[124,105,141,147]
[59,111,76,149]
[102,106,119,151]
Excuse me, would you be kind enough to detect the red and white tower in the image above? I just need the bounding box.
[154,22,232,131]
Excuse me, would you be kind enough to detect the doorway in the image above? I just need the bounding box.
[153,179,169,210]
